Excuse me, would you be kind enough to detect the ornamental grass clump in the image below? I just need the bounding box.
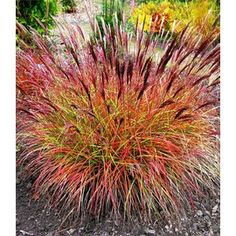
[16,18,220,222]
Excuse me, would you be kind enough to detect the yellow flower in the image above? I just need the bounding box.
[129,1,174,32]
[129,0,219,37]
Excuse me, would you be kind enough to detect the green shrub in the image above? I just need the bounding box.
[61,0,77,13]
[95,0,125,38]
[16,0,61,34]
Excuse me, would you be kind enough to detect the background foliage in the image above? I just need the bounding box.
[61,0,77,13]
[94,0,125,38]
[130,0,219,38]
[16,0,61,34]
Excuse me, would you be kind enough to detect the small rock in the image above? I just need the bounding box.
[144,228,156,235]
[174,227,178,232]
[67,228,76,235]
[77,227,84,233]
[27,216,34,221]
[212,205,218,213]
[19,230,34,235]
[46,211,50,216]
[205,210,210,215]
[165,225,169,230]
[185,232,189,236]
[196,210,203,216]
